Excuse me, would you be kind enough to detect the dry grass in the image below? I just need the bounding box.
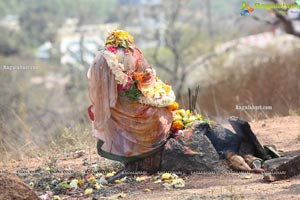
[181,38,300,121]
[0,56,91,161]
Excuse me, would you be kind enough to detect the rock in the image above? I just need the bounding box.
[0,174,40,200]
[264,145,281,158]
[263,157,294,171]
[205,123,241,157]
[161,122,219,172]
[229,116,270,160]
[263,156,300,182]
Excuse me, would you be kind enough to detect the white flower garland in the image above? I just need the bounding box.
[103,50,128,86]
[139,79,175,107]
[103,50,175,107]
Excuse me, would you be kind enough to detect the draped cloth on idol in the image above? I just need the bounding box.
[87,39,175,162]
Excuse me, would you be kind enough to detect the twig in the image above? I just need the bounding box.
[250,15,279,26]
[188,88,192,111]
[184,43,238,74]
[193,86,200,114]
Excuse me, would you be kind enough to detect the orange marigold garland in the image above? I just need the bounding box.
[168,101,179,111]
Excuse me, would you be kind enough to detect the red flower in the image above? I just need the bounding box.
[170,130,180,140]
[117,76,132,90]
[124,49,130,54]
[118,83,130,90]
[107,45,117,54]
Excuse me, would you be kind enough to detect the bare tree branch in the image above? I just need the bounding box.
[152,31,173,74]
[262,0,300,37]
[250,15,279,25]
[184,43,238,75]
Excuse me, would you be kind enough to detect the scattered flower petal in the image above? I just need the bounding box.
[154,179,162,184]
[53,195,62,200]
[105,172,116,178]
[172,178,185,188]
[84,188,93,195]
[161,173,172,180]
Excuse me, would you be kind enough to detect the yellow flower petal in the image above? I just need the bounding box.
[114,179,121,183]
[161,173,172,180]
[136,176,146,182]
[105,171,116,178]
[95,183,102,190]
[54,195,62,200]
[172,178,185,188]
[84,188,93,195]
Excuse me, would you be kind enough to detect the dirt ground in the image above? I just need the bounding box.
[1,116,300,200]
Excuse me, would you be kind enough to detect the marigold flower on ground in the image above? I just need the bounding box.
[161,173,172,180]
[84,188,93,195]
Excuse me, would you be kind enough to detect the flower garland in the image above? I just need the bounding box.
[104,49,175,107]
[103,50,129,87]
[138,78,175,107]
[103,29,175,108]
[105,30,134,50]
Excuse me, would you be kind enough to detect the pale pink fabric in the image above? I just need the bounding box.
[88,47,172,157]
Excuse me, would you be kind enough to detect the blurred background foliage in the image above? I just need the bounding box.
[0,0,299,161]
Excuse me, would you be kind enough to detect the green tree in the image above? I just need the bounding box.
[19,1,62,46]
[0,27,25,55]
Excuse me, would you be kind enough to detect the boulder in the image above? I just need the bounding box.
[263,156,300,182]
[263,157,294,171]
[228,116,270,160]
[205,122,241,157]
[0,174,39,200]
[161,122,220,172]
